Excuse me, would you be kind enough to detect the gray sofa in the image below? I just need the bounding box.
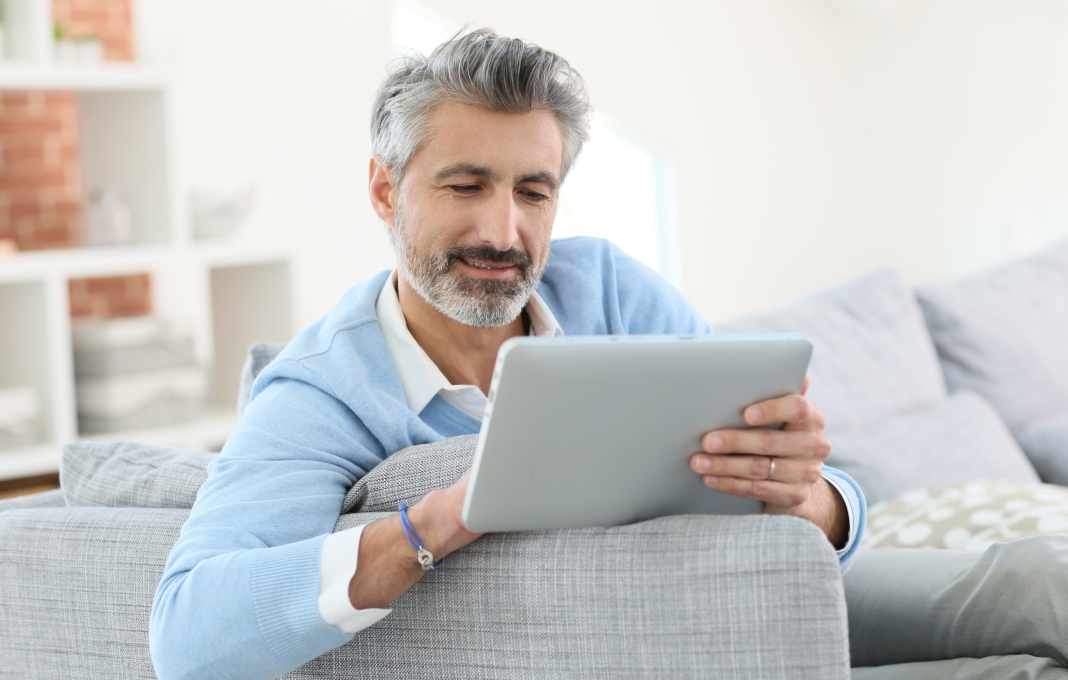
[2,240,1067,678]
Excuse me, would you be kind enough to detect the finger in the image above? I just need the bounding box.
[702,428,832,461]
[802,375,810,396]
[742,393,825,431]
[699,475,811,509]
[690,453,823,485]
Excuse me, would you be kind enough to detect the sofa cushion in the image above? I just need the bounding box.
[714,269,946,435]
[862,480,1068,550]
[916,240,1068,431]
[1016,413,1068,485]
[0,488,66,512]
[61,440,216,508]
[825,390,1038,505]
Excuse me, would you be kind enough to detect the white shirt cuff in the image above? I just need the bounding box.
[318,524,392,633]
[821,473,858,557]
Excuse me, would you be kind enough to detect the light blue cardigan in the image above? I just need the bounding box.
[150,237,866,680]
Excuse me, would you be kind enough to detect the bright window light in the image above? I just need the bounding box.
[555,117,681,287]
[390,0,682,288]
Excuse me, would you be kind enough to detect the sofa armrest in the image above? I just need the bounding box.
[0,488,65,512]
[0,508,848,679]
[0,507,188,679]
[304,513,850,679]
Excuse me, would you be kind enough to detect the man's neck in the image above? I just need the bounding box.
[396,273,525,395]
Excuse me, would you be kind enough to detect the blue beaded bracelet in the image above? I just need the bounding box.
[398,503,443,572]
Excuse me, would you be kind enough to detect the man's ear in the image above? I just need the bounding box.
[368,156,399,228]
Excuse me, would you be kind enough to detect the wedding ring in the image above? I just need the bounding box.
[766,457,776,481]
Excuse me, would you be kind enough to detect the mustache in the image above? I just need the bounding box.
[444,245,534,271]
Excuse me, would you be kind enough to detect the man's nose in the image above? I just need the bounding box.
[474,189,521,251]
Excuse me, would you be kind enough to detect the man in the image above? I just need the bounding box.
[150,29,863,679]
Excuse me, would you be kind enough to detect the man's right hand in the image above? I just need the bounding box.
[348,470,482,609]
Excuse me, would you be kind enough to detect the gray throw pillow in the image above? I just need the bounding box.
[826,390,1039,505]
[714,269,946,434]
[61,440,216,509]
[340,434,476,515]
[916,240,1068,431]
[1015,414,1068,485]
[236,341,287,418]
[60,435,475,512]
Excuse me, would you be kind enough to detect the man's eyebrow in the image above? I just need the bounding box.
[432,163,501,182]
[432,163,560,191]
[518,172,560,191]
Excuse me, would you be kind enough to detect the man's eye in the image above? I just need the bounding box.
[521,190,548,202]
[451,184,480,194]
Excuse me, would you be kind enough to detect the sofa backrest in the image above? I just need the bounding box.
[916,239,1068,432]
[714,269,946,435]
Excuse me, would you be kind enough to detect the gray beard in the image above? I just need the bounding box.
[392,207,547,328]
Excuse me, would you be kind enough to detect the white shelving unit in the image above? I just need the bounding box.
[0,1,294,480]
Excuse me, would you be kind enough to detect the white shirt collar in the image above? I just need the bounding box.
[376,270,564,416]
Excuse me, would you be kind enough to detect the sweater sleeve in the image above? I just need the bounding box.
[150,373,387,680]
[821,464,867,572]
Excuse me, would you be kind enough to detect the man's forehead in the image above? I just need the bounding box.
[416,102,564,182]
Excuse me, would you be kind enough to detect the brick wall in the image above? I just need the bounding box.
[0,92,83,251]
[52,0,136,61]
[0,0,136,253]
[69,273,152,319]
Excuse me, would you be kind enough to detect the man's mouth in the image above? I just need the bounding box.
[461,258,515,271]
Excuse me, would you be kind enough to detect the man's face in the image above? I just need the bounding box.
[389,102,564,327]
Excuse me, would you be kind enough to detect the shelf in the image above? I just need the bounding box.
[0,63,167,91]
[0,243,172,282]
[0,243,291,283]
[0,409,238,482]
[0,1,293,485]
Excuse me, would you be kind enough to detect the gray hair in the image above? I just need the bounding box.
[371,28,591,184]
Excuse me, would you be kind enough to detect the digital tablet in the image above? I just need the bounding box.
[461,333,812,533]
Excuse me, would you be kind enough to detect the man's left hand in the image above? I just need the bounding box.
[688,377,848,549]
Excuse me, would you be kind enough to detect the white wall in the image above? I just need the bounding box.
[413,0,854,323]
[136,0,1068,329]
[839,0,1068,285]
[137,0,397,329]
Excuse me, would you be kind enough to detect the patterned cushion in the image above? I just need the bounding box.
[862,481,1068,550]
[916,240,1068,431]
[826,390,1038,505]
[714,269,945,434]
[1016,413,1068,485]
